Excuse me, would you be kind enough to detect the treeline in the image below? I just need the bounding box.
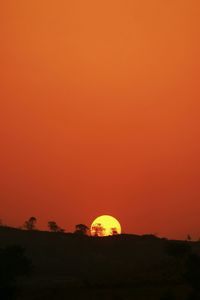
[0,218,198,240]
[0,217,90,236]
[0,217,120,237]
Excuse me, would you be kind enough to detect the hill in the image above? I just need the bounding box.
[1,226,200,300]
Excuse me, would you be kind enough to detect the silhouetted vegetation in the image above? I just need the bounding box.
[48,221,65,232]
[91,223,105,236]
[23,217,37,231]
[111,227,118,235]
[74,224,89,235]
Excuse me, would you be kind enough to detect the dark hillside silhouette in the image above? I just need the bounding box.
[0,244,31,300]
[1,226,200,299]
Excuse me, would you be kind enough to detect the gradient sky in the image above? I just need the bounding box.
[1,1,200,239]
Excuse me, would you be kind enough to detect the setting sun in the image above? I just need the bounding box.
[90,215,121,237]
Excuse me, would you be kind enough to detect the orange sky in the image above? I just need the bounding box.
[1,0,200,239]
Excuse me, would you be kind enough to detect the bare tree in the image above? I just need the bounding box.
[74,224,89,235]
[24,217,37,230]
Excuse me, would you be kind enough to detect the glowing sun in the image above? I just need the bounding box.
[90,215,121,237]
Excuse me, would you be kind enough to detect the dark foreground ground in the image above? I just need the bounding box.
[1,226,200,300]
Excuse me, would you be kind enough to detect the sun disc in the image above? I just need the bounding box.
[90,215,121,237]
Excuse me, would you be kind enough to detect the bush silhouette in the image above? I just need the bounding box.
[74,224,89,235]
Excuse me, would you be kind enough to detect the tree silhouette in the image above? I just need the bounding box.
[74,224,89,235]
[48,221,65,232]
[91,223,105,237]
[111,227,118,235]
[23,217,37,230]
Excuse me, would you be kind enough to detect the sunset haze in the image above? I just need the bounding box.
[1,0,200,239]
